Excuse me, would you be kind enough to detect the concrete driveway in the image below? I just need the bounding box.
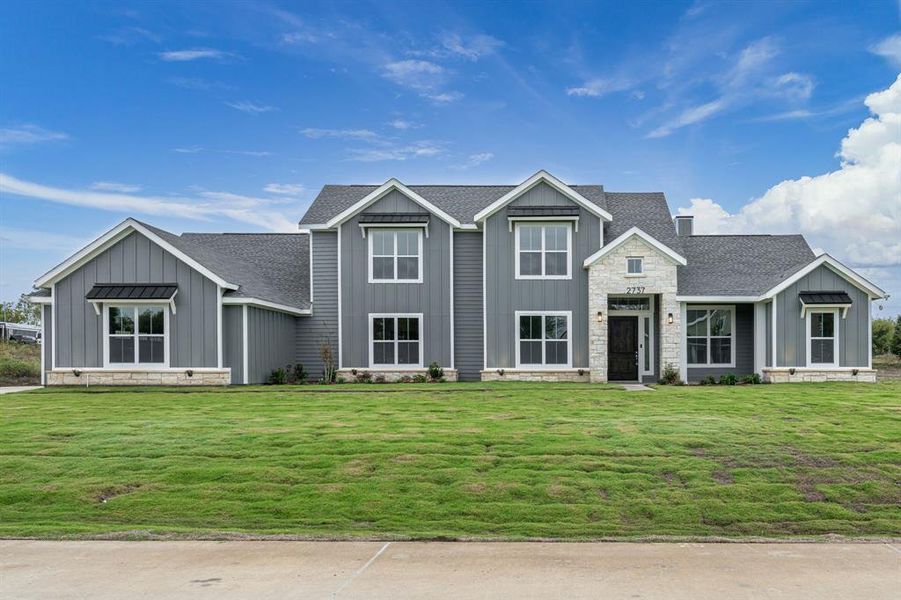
[2,540,899,599]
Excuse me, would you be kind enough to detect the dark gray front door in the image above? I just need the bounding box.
[608,317,638,381]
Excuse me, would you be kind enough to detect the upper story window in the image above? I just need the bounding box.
[369,229,422,283]
[627,257,644,275]
[808,310,838,367]
[515,223,571,280]
[686,307,734,367]
[105,304,168,367]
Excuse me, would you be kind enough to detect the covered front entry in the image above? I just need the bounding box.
[608,316,638,381]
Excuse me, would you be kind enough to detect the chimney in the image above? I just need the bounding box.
[674,215,693,236]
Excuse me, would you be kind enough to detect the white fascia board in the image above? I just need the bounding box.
[27,295,53,305]
[34,218,238,290]
[221,296,312,316]
[473,170,613,223]
[325,179,462,229]
[762,254,887,300]
[583,226,687,268]
[676,295,760,303]
[298,224,332,231]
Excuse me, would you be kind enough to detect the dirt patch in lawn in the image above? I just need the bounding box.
[95,484,142,504]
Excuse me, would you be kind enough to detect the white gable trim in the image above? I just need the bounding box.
[473,170,613,223]
[324,179,462,229]
[762,254,886,300]
[221,297,312,316]
[582,226,687,268]
[34,218,238,290]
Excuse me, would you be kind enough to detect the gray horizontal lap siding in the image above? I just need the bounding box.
[340,190,452,369]
[295,231,338,379]
[53,231,219,368]
[686,303,754,381]
[485,182,600,369]
[774,265,870,367]
[453,231,483,381]
[222,305,243,384]
[246,307,297,383]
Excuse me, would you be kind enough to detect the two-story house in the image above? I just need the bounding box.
[29,170,886,386]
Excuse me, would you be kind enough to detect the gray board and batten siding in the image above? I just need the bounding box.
[484,182,601,369]
[774,264,870,367]
[53,230,219,368]
[296,231,339,380]
[338,189,452,369]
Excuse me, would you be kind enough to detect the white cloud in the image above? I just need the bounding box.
[388,119,421,130]
[158,48,233,62]
[870,33,901,68]
[0,124,69,145]
[566,78,634,98]
[438,33,503,61]
[90,181,142,193]
[347,141,445,162]
[0,172,297,232]
[281,31,320,44]
[300,128,379,140]
[452,152,494,169]
[225,101,278,115]
[647,99,727,138]
[221,149,273,157]
[166,77,233,91]
[263,183,304,195]
[381,60,446,91]
[774,72,815,101]
[171,146,203,154]
[421,91,463,104]
[677,75,901,271]
[0,227,87,253]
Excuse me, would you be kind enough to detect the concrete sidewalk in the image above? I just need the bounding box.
[2,540,898,599]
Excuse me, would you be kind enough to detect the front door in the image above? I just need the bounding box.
[608,316,639,381]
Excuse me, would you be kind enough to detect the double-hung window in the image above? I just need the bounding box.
[370,314,422,367]
[516,312,571,368]
[626,257,643,276]
[105,305,168,367]
[808,310,838,367]
[369,230,422,283]
[515,223,571,279]
[686,307,734,367]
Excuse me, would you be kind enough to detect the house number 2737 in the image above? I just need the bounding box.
[625,286,645,295]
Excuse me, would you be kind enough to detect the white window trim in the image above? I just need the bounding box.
[102,303,170,369]
[514,222,572,280]
[806,308,840,368]
[368,313,424,368]
[368,229,424,284]
[685,305,736,368]
[626,256,644,277]
[608,295,655,376]
[514,310,573,369]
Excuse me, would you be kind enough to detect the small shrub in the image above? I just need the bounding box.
[335,376,347,384]
[427,362,444,382]
[320,339,337,383]
[354,371,373,384]
[0,356,39,379]
[412,374,428,383]
[700,376,717,386]
[742,373,762,385]
[292,363,307,384]
[719,374,738,386]
[658,363,681,385]
[267,368,287,385]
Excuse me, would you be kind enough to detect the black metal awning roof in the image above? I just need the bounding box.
[507,205,580,217]
[85,283,178,301]
[358,212,430,224]
[799,291,853,305]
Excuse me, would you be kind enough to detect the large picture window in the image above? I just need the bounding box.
[369,229,422,283]
[808,310,838,367]
[686,307,734,367]
[105,305,167,367]
[515,312,571,368]
[370,314,422,367]
[515,223,571,279]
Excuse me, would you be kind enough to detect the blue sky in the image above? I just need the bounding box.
[1,1,900,313]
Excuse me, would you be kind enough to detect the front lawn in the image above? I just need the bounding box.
[1,383,898,540]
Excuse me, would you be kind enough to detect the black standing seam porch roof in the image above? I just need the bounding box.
[799,291,854,305]
[358,212,431,223]
[507,205,581,217]
[85,284,178,301]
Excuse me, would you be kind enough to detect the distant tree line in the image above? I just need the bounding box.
[0,293,40,326]
[873,316,901,358]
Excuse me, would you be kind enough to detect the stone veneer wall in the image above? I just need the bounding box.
[46,369,230,386]
[587,236,681,382]
[762,368,877,383]
[480,370,590,382]
[337,368,458,382]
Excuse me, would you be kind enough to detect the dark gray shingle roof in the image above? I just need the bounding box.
[604,192,682,253]
[138,221,310,310]
[299,184,608,225]
[678,235,815,296]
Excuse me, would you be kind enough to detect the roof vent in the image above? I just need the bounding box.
[674,215,693,236]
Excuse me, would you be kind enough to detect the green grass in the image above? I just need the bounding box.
[1,382,899,540]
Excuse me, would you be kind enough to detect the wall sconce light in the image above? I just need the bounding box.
[496,369,505,376]
[596,311,603,323]
[186,369,194,378]
[789,368,796,375]
[72,369,82,377]
[667,313,674,325]
[852,368,859,376]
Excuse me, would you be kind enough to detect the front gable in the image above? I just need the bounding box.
[473,170,613,223]
[583,227,687,269]
[324,179,461,229]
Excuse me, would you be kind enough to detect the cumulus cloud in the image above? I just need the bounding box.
[90,181,142,193]
[870,33,901,68]
[677,75,901,269]
[0,124,69,145]
[0,172,297,232]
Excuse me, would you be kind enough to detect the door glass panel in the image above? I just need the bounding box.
[643,317,650,370]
